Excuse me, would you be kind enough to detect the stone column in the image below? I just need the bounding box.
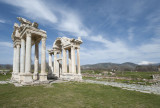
[59,52,62,75]
[16,44,20,74]
[48,53,53,76]
[20,38,25,73]
[68,50,72,73]
[11,45,17,81]
[19,38,25,82]
[77,48,81,75]
[40,37,47,81]
[25,33,32,74]
[54,51,57,76]
[65,50,67,73]
[62,48,67,73]
[13,46,16,73]
[13,43,20,81]
[33,42,39,80]
[57,53,60,77]
[23,32,33,83]
[71,46,76,74]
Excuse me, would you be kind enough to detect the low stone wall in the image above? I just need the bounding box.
[83,80,160,95]
[60,73,82,81]
[152,74,160,81]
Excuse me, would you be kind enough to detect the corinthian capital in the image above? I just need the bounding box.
[26,31,32,37]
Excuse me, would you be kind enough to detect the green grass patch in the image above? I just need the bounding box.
[0,82,160,108]
[0,73,11,81]
[82,70,103,74]
[82,70,160,80]
[115,71,160,79]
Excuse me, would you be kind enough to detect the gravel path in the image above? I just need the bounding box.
[0,81,10,84]
[83,79,160,95]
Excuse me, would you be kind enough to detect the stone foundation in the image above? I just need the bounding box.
[60,73,82,81]
[21,73,33,84]
[39,73,48,82]
[19,73,25,83]
[33,73,39,80]
[11,73,19,82]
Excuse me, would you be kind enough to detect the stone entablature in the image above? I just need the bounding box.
[48,37,83,81]
[11,17,47,84]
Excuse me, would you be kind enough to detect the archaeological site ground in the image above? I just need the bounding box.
[0,17,160,108]
[1,74,160,108]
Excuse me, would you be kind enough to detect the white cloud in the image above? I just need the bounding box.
[0,42,13,64]
[138,61,156,65]
[79,35,135,64]
[128,27,134,40]
[57,11,89,37]
[139,37,160,53]
[80,34,160,64]
[1,0,160,65]
[0,19,5,23]
[89,35,128,53]
[145,10,160,36]
[3,0,57,23]
[2,0,88,37]
[0,42,12,47]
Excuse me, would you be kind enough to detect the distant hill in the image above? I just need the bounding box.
[81,62,159,71]
[0,62,159,72]
[0,64,12,70]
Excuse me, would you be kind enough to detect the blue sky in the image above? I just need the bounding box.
[0,0,160,65]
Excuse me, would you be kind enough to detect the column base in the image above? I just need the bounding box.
[20,73,33,84]
[33,73,39,80]
[19,73,25,83]
[74,74,82,81]
[39,73,48,82]
[11,72,20,82]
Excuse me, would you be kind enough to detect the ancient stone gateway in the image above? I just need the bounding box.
[11,17,47,83]
[11,17,83,84]
[48,37,83,81]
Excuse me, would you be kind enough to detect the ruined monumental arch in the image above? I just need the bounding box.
[11,17,83,84]
[48,37,83,81]
[11,17,47,83]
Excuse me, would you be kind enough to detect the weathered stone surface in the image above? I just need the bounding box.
[39,73,48,81]
[21,73,33,83]
[11,17,47,84]
[11,17,83,85]
[48,37,83,81]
